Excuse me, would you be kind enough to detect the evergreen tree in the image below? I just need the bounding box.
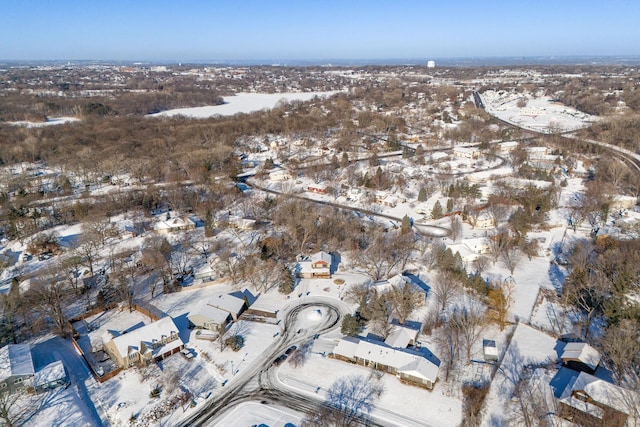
[204,208,214,237]
[341,314,361,336]
[401,215,412,234]
[447,198,454,213]
[418,187,427,202]
[432,200,444,219]
[341,152,349,168]
[278,265,295,294]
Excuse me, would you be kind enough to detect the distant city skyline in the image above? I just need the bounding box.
[2,0,639,61]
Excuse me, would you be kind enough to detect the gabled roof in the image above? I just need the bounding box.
[109,317,183,360]
[384,324,420,349]
[310,251,331,266]
[561,342,601,371]
[561,371,636,415]
[334,337,439,383]
[206,293,246,315]
[0,344,35,380]
[190,304,231,325]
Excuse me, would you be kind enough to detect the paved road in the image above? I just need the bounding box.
[180,302,365,427]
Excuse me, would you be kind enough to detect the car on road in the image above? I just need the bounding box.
[273,354,287,366]
[285,345,297,355]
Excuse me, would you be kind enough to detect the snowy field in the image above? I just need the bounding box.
[482,90,596,133]
[278,354,462,427]
[208,402,302,427]
[148,91,338,119]
[6,116,79,127]
[481,323,558,426]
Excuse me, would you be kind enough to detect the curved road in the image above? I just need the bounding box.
[179,301,383,427]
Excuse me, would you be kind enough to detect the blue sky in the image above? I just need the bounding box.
[1,0,638,61]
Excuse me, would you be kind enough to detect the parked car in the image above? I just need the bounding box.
[180,348,195,360]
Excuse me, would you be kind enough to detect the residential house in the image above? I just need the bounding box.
[333,337,440,389]
[307,184,328,195]
[384,320,422,348]
[561,342,601,374]
[611,195,637,210]
[154,216,196,233]
[188,292,248,330]
[269,169,292,181]
[453,146,480,159]
[297,251,332,279]
[103,317,184,369]
[557,371,636,427]
[0,344,35,393]
[372,275,427,307]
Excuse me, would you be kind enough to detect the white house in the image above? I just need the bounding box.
[103,317,184,369]
[297,251,332,279]
[0,344,35,393]
[333,337,440,389]
[188,292,248,330]
[453,146,480,159]
[154,216,196,233]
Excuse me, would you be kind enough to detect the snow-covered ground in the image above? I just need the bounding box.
[482,323,558,426]
[482,90,596,133]
[208,401,303,427]
[6,116,80,127]
[148,91,338,119]
[278,353,462,427]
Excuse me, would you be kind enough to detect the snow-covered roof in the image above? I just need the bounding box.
[154,216,195,231]
[33,360,66,387]
[192,304,231,325]
[334,337,439,383]
[384,324,419,349]
[561,371,636,415]
[0,344,34,380]
[108,317,184,360]
[298,251,332,275]
[561,342,601,371]
[310,251,331,266]
[207,293,246,315]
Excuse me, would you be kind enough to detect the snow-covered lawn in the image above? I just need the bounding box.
[278,354,462,427]
[481,323,558,426]
[148,91,338,119]
[482,90,596,133]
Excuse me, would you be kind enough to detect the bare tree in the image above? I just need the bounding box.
[450,301,485,361]
[0,389,34,427]
[388,282,420,325]
[433,321,460,382]
[600,320,640,384]
[449,215,462,242]
[432,270,462,313]
[304,374,384,427]
[245,257,280,293]
[26,271,70,337]
[472,255,491,275]
[76,232,101,277]
[500,244,523,275]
